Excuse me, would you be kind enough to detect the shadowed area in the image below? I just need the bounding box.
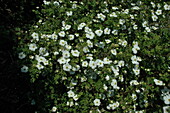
[0,0,43,112]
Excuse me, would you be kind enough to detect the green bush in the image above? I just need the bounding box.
[18,0,170,112]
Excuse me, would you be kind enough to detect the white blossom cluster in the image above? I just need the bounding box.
[18,0,170,112]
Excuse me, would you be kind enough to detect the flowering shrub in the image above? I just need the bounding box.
[18,0,170,112]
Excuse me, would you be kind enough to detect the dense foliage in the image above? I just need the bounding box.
[18,0,170,112]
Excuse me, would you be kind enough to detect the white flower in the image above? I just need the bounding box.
[130,80,139,85]
[72,3,77,9]
[105,39,111,44]
[102,8,109,13]
[36,63,44,70]
[111,49,117,55]
[62,21,66,26]
[118,60,125,67]
[36,55,45,62]
[119,19,125,25]
[68,34,74,40]
[83,46,90,53]
[111,79,117,86]
[78,23,86,30]
[53,1,60,5]
[29,43,38,51]
[106,105,111,110]
[103,84,108,90]
[115,102,119,107]
[114,60,118,64]
[105,75,110,80]
[132,43,140,54]
[75,33,79,37]
[154,79,164,86]
[43,0,50,5]
[93,99,101,106]
[96,41,105,48]
[31,32,39,41]
[65,45,72,50]
[136,90,140,93]
[95,29,103,36]
[122,40,127,47]
[43,59,49,65]
[66,11,73,16]
[73,95,79,101]
[52,106,57,112]
[75,65,80,71]
[96,59,104,67]
[29,55,34,59]
[112,30,118,35]
[67,101,74,107]
[104,28,111,34]
[111,79,119,89]
[62,50,70,58]
[67,90,75,98]
[51,33,58,40]
[132,94,137,100]
[145,27,151,32]
[132,48,138,54]
[58,31,65,37]
[36,55,48,65]
[133,68,140,75]
[133,25,138,30]
[119,76,124,82]
[87,40,93,48]
[21,65,28,72]
[155,10,162,15]
[112,6,118,10]
[110,12,117,17]
[89,60,97,69]
[82,61,88,67]
[107,102,119,110]
[86,32,95,39]
[152,26,158,30]
[164,4,170,10]
[103,57,112,64]
[85,27,92,33]
[133,41,138,45]
[132,6,140,10]
[130,14,135,19]
[59,40,67,46]
[81,76,87,82]
[157,3,161,9]
[131,55,140,65]
[97,13,106,21]
[57,57,67,64]
[163,106,170,113]
[39,47,48,56]
[71,50,80,57]
[63,63,72,71]
[142,21,148,27]
[18,52,26,59]
[163,94,170,105]
[64,24,71,30]
[111,66,119,76]
[123,9,129,14]
[72,66,77,72]
[133,42,140,49]
[152,15,158,21]
[150,2,155,8]
[86,54,93,60]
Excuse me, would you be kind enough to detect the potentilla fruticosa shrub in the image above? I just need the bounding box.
[17,0,170,112]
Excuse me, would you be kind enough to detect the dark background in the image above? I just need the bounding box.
[0,0,43,112]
